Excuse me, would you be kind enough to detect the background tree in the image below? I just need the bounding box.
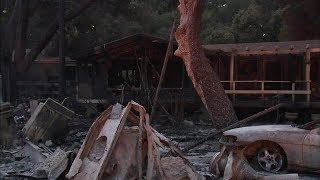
[1,0,320,102]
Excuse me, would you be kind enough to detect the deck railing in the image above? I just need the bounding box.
[221,80,311,103]
[16,80,313,105]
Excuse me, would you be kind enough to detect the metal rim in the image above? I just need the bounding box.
[257,147,283,172]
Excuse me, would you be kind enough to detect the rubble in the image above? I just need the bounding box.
[161,157,204,179]
[0,140,47,177]
[0,103,15,148]
[23,98,74,143]
[29,99,39,115]
[211,148,300,180]
[66,101,204,180]
[1,100,318,180]
[45,140,54,147]
[32,148,72,180]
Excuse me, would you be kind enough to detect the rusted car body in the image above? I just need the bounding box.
[219,125,320,174]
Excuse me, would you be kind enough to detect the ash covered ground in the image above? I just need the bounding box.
[0,103,219,179]
[154,122,220,174]
[1,103,319,180]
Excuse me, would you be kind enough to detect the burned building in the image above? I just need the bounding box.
[9,35,320,118]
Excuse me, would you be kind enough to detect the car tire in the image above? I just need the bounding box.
[246,142,286,173]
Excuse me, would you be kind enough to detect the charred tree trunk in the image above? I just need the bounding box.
[175,0,238,128]
[12,0,30,101]
[1,0,20,102]
[14,0,30,73]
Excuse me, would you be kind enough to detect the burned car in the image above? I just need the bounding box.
[214,124,320,174]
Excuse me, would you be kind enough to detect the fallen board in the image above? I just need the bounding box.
[66,103,132,180]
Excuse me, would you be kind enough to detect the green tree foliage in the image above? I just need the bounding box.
[2,0,320,59]
[54,0,177,55]
[201,0,285,43]
[231,0,283,43]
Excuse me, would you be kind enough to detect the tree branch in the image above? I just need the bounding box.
[23,0,97,72]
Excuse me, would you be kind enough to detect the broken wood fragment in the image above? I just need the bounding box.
[66,103,132,180]
[102,127,146,179]
[150,19,177,122]
[0,103,15,148]
[65,106,113,179]
[23,98,74,143]
[33,148,71,180]
[161,157,205,180]
[66,101,203,180]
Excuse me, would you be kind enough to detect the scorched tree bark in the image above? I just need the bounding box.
[175,0,238,128]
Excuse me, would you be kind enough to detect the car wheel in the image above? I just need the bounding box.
[255,146,285,173]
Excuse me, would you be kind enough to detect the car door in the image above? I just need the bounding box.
[302,128,320,169]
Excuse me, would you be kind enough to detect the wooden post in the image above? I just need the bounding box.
[318,61,320,86]
[179,62,185,122]
[120,85,124,104]
[305,50,311,104]
[150,20,176,121]
[229,52,235,90]
[230,52,235,103]
[318,61,320,85]
[143,57,148,107]
[59,0,66,98]
[291,82,295,103]
[232,82,236,103]
[261,81,265,99]
[0,75,2,102]
[75,62,80,100]
[262,59,266,81]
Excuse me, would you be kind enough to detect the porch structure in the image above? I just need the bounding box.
[204,40,320,108]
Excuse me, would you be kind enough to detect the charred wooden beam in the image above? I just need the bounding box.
[150,20,176,122]
[59,0,66,98]
[183,103,285,152]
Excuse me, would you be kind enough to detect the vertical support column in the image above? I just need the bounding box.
[150,20,176,121]
[262,59,266,81]
[0,74,2,103]
[180,62,185,122]
[291,82,295,103]
[305,50,311,104]
[120,86,124,104]
[229,52,235,89]
[261,81,265,99]
[59,0,66,99]
[230,51,235,103]
[318,60,320,96]
[75,61,80,101]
